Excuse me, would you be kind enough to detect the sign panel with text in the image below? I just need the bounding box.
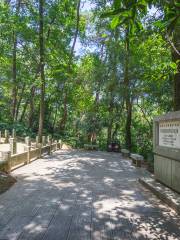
[159,121,180,149]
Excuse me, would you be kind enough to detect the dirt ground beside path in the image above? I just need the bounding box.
[0,172,16,195]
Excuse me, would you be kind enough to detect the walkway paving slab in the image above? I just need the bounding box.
[0,150,180,239]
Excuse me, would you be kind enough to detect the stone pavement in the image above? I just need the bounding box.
[0,150,180,240]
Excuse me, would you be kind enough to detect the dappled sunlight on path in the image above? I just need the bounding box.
[0,150,180,239]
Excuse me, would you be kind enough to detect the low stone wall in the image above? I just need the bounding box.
[0,141,62,173]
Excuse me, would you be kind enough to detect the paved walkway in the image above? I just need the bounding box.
[0,150,180,240]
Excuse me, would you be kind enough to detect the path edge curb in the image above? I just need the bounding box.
[139,178,180,215]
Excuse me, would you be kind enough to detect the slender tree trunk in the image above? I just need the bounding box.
[107,121,113,144]
[124,30,132,150]
[70,0,81,58]
[107,97,114,144]
[172,25,180,110]
[29,86,35,129]
[12,0,21,122]
[125,101,132,149]
[137,101,152,138]
[52,105,58,134]
[38,0,45,143]
[59,0,81,131]
[59,93,67,131]
[112,123,119,140]
[12,34,18,122]
[20,98,29,122]
[15,83,26,121]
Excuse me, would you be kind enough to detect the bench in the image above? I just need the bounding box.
[131,154,144,167]
[84,144,98,150]
[121,149,130,157]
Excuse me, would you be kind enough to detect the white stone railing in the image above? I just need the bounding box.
[0,140,62,173]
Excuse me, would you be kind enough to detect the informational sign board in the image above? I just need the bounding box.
[159,121,180,149]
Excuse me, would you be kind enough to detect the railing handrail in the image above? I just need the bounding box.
[0,140,62,173]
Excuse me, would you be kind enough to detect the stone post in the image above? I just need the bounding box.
[47,143,51,155]
[47,136,52,155]
[42,136,46,146]
[25,137,31,147]
[12,129,16,138]
[38,143,42,158]
[51,139,54,152]
[4,130,9,143]
[36,136,39,148]
[0,131,1,143]
[1,151,11,173]
[55,140,58,151]
[24,137,31,164]
[9,138,17,155]
[59,140,62,149]
[27,146,31,164]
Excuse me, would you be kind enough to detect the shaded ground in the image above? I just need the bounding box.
[0,172,16,194]
[0,150,180,240]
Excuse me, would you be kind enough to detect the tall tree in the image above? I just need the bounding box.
[12,0,21,122]
[102,0,146,149]
[59,0,81,131]
[124,27,132,150]
[38,0,45,142]
[102,0,180,110]
[172,25,180,110]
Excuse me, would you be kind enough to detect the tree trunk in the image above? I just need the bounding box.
[20,98,29,122]
[29,86,35,129]
[59,92,67,131]
[112,123,119,140]
[124,29,132,150]
[107,97,114,144]
[12,0,21,122]
[125,101,132,150]
[107,120,113,144]
[12,34,18,122]
[15,83,26,121]
[59,0,81,131]
[38,0,45,143]
[52,105,58,134]
[172,25,180,110]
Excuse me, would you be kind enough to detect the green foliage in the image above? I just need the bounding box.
[0,0,176,173]
[0,122,34,137]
